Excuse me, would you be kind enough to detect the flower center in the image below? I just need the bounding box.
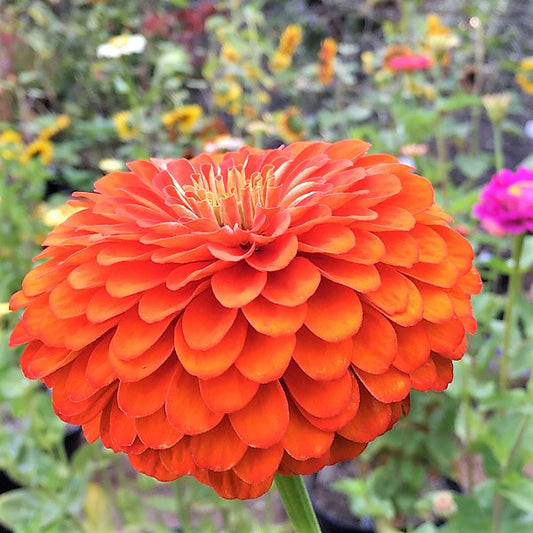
[170,163,283,229]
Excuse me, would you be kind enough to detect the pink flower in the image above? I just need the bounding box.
[473,167,533,235]
[389,54,432,72]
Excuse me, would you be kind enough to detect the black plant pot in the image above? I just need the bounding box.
[0,471,20,533]
[63,424,84,460]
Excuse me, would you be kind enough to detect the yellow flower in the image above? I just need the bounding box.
[0,302,11,318]
[361,51,376,74]
[482,93,513,125]
[278,24,303,56]
[39,202,83,227]
[38,114,71,141]
[269,51,292,73]
[213,81,242,112]
[98,158,124,173]
[113,110,140,140]
[277,106,305,143]
[516,57,533,94]
[162,104,203,134]
[220,44,240,63]
[0,129,23,160]
[19,139,53,165]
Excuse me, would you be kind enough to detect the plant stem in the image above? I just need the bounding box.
[174,478,193,533]
[499,233,525,392]
[274,474,322,533]
[492,122,504,171]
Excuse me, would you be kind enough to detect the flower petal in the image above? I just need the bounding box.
[211,262,267,308]
[298,224,355,254]
[245,233,298,271]
[136,406,184,449]
[312,257,380,293]
[233,443,284,484]
[392,323,430,373]
[356,367,411,403]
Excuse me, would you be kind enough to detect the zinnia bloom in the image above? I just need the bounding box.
[97,34,147,58]
[162,105,203,135]
[113,111,140,141]
[10,140,480,500]
[389,54,432,72]
[473,166,533,235]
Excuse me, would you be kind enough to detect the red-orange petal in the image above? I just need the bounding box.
[181,290,238,350]
[105,262,172,297]
[159,437,196,476]
[352,306,397,374]
[423,318,465,354]
[312,257,380,293]
[355,367,411,403]
[129,449,177,482]
[378,231,419,267]
[283,361,353,418]
[245,233,298,272]
[304,279,362,342]
[211,262,267,308]
[282,401,334,460]
[199,365,259,413]
[166,370,223,435]
[117,358,178,417]
[298,223,355,254]
[107,397,137,449]
[338,387,392,443]
[409,357,437,391]
[136,406,184,449]
[292,327,352,381]
[86,289,140,323]
[190,417,247,471]
[431,354,454,391]
[261,257,321,306]
[206,470,273,500]
[229,381,289,448]
[242,296,307,337]
[175,313,247,379]
[49,281,95,319]
[235,330,295,383]
[233,444,284,484]
[392,323,430,373]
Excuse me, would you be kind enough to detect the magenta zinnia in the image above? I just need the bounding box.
[10,140,481,499]
[473,166,533,235]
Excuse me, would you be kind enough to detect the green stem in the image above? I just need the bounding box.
[275,474,322,533]
[492,122,504,171]
[174,478,192,533]
[435,112,448,205]
[499,233,525,392]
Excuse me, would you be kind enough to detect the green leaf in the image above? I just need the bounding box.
[455,154,491,180]
[437,93,481,112]
[499,473,533,514]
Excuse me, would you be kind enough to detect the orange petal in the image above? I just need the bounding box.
[109,326,174,382]
[399,261,458,288]
[190,417,247,471]
[431,354,454,391]
[211,262,267,308]
[304,279,362,342]
[328,436,367,465]
[166,370,223,435]
[229,381,289,448]
[129,449,177,482]
[82,413,101,444]
[279,452,329,476]
[181,290,238,350]
[111,308,174,360]
[299,378,360,432]
[337,229,385,264]
[175,313,247,379]
[245,233,298,271]
[65,347,99,402]
[298,224,355,254]
[105,262,172,297]
[107,397,137,449]
[352,306,397,374]
[166,260,226,290]
[206,470,273,500]
[96,241,153,265]
[22,259,72,297]
[135,407,184,449]
[456,266,483,295]
[392,323,430,373]
[199,366,259,413]
[338,387,392,443]
[233,443,284,484]
[283,361,352,418]
[383,173,434,213]
[293,327,352,381]
[138,282,206,323]
[159,437,196,476]
[23,343,77,380]
[364,265,407,317]
[117,358,178,417]
[410,224,447,263]
[432,226,474,274]
[86,288,140,323]
[282,401,334,460]
[49,281,95,319]
[356,367,411,403]
[261,257,320,306]
[242,296,307,336]
[378,231,419,267]
[416,282,454,323]
[357,205,415,231]
[312,257,380,293]
[67,262,108,290]
[423,318,465,354]
[85,334,116,388]
[409,357,437,391]
[235,330,295,383]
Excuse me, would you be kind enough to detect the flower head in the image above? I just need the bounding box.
[516,57,533,95]
[318,38,337,84]
[277,107,306,143]
[482,93,512,125]
[389,54,432,72]
[278,25,303,56]
[473,167,533,235]
[19,139,54,165]
[10,140,480,500]
[113,111,140,141]
[0,129,23,160]
[97,34,147,58]
[162,105,203,134]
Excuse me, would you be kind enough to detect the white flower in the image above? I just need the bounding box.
[98,157,125,173]
[204,135,245,153]
[97,34,147,59]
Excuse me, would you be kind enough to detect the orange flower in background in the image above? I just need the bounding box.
[10,140,481,499]
[318,37,337,84]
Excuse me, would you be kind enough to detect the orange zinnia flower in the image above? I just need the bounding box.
[9,140,481,499]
